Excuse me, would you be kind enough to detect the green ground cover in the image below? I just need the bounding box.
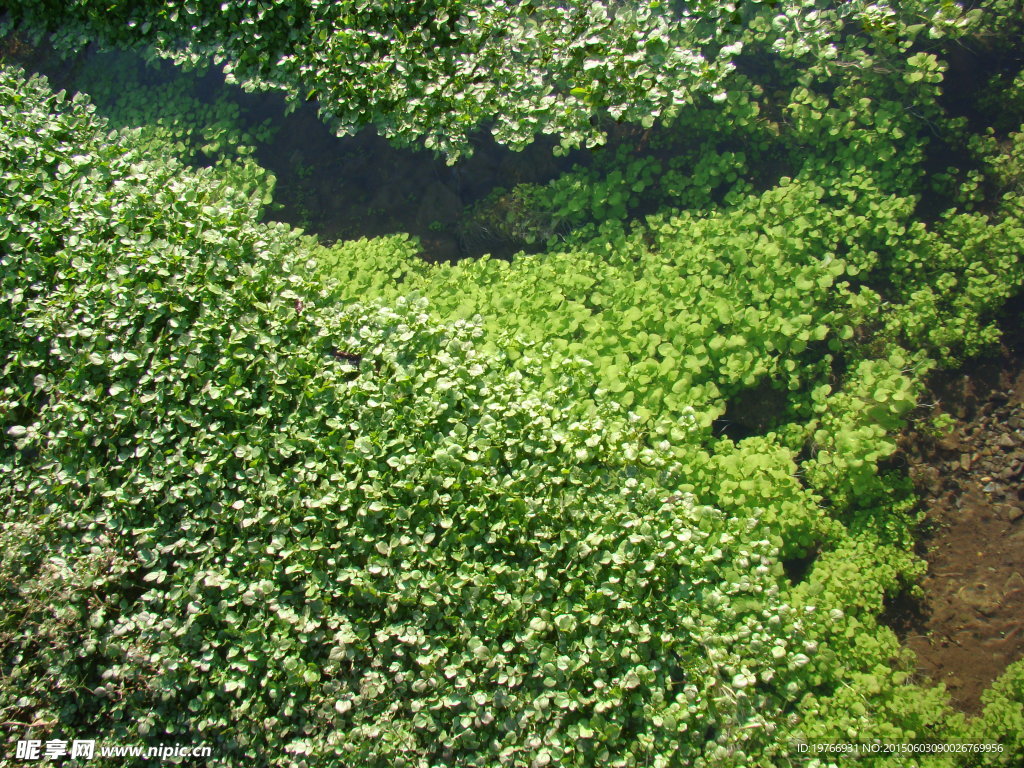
[3,1,1024,765]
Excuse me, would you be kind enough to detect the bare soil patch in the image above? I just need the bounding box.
[893,313,1024,713]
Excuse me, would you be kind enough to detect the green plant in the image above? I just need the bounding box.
[917,411,956,441]
[5,0,1024,763]
[0,64,822,768]
[459,183,565,248]
[1,0,984,160]
[62,49,278,212]
[964,660,1024,765]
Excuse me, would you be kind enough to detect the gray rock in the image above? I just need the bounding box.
[1004,572,1024,593]
[997,432,1017,449]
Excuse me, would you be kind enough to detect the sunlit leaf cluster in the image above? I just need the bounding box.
[3,1,1024,766]
[0,0,984,160]
[2,66,817,767]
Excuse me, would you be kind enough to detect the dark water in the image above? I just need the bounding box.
[246,95,588,260]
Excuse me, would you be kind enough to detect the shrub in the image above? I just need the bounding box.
[0,0,982,159]
[2,65,817,768]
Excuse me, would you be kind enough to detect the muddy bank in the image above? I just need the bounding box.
[893,309,1024,712]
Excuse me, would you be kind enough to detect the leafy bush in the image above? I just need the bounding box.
[321,177,865,430]
[5,0,1024,762]
[61,48,278,210]
[0,0,982,159]
[966,660,1024,765]
[1,65,826,768]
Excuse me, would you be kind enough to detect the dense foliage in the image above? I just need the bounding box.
[69,49,278,209]
[3,0,1024,766]
[0,65,819,767]
[0,0,984,159]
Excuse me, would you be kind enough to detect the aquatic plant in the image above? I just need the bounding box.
[1,0,981,160]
